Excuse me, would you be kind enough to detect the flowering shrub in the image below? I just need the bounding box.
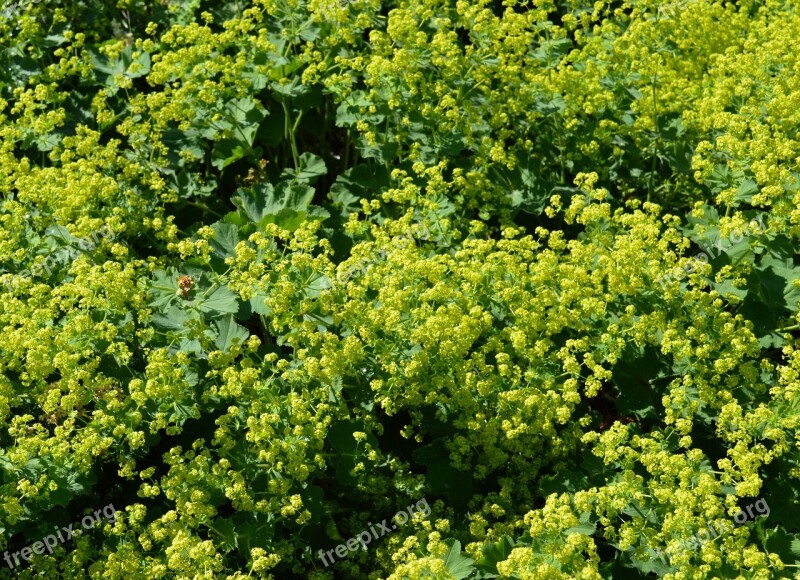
[1,0,800,578]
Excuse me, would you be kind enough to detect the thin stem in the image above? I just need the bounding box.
[183,200,224,219]
[343,128,351,169]
[283,101,300,169]
[648,73,659,203]
[777,324,800,333]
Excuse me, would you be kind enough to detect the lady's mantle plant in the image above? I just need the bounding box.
[0,0,799,579]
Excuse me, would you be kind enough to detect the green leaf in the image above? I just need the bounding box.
[148,268,180,309]
[270,75,308,99]
[228,97,268,130]
[166,169,217,200]
[177,337,203,356]
[304,272,332,298]
[209,222,240,261]
[759,255,800,312]
[211,518,238,553]
[442,540,474,580]
[268,56,304,81]
[249,292,271,316]
[282,152,327,182]
[162,129,205,167]
[152,305,190,331]
[196,285,239,316]
[232,183,274,223]
[740,265,791,336]
[733,178,759,205]
[231,180,315,229]
[270,181,316,214]
[712,278,748,300]
[329,163,390,217]
[325,517,344,541]
[214,315,249,352]
[565,516,596,536]
[210,98,267,169]
[626,547,674,576]
[498,157,553,216]
[89,45,151,89]
[270,208,308,231]
[125,50,151,78]
[211,139,248,170]
[43,458,98,508]
[761,527,800,570]
[475,536,515,578]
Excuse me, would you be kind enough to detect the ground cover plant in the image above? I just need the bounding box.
[0,0,800,578]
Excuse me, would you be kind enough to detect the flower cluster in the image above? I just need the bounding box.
[656,213,766,289]
[654,497,770,566]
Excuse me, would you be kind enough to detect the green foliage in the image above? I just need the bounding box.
[1,0,800,579]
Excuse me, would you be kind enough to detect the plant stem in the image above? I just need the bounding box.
[343,128,351,170]
[283,101,300,169]
[777,324,800,332]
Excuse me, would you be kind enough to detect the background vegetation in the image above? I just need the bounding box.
[1,0,799,577]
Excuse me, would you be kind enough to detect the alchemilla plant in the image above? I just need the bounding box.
[0,0,799,578]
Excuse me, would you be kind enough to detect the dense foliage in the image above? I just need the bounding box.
[1,0,799,578]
